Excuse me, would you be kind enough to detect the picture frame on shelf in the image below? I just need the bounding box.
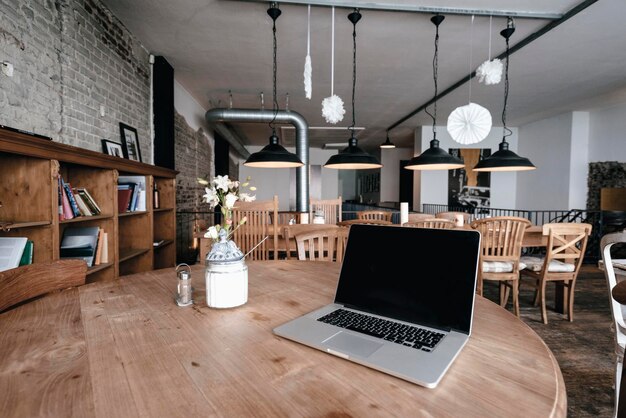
[101,139,124,158]
[119,122,142,163]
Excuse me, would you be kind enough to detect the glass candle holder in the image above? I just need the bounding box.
[176,263,193,307]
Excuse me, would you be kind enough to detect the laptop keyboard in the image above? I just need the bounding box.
[317,309,444,352]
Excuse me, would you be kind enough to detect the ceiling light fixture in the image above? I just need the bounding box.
[325,9,382,170]
[473,18,535,172]
[244,2,304,168]
[379,131,396,149]
[405,15,464,171]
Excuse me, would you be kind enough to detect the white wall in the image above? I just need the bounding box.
[569,112,590,209]
[239,146,338,211]
[174,80,211,133]
[418,125,519,209]
[381,147,413,203]
[588,102,626,162]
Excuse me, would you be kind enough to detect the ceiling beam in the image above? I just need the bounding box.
[385,0,599,133]
[233,0,562,19]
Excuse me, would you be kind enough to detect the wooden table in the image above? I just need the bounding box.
[0,261,566,417]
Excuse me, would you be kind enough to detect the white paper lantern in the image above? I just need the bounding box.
[447,102,492,144]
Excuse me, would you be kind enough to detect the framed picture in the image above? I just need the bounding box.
[101,139,124,158]
[119,122,142,163]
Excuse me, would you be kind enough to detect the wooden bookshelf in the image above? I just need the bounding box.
[0,127,177,281]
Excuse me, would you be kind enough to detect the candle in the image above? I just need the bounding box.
[400,202,409,225]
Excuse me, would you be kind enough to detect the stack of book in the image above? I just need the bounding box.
[60,226,108,267]
[0,237,33,272]
[118,176,146,213]
[58,176,102,220]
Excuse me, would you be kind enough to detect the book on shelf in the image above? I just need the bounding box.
[57,177,64,220]
[18,240,34,266]
[73,192,93,217]
[60,178,74,220]
[100,232,109,264]
[117,186,133,213]
[118,176,147,212]
[94,228,105,265]
[62,179,81,218]
[0,237,28,272]
[75,188,101,215]
[60,226,100,267]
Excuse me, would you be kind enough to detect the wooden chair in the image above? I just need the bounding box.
[436,211,471,224]
[403,219,456,229]
[0,260,87,312]
[357,210,393,223]
[294,228,339,262]
[600,229,626,416]
[310,196,342,225]
[470,216,531,317]
[282,224,339,260]
[232,195,279,260]
[336,227,350,263]
[337,219,393,227]
[406,213,434,224]
[520,222,592,324]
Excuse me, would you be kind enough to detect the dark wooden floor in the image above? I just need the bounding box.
[483,265,615,417]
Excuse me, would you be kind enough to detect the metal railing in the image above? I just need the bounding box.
[422,204,611,263]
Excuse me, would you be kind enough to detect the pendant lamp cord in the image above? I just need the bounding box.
[350,11,357,133]
[424,15,442,140]
[331,7,335,96]
[502,25,512,141]
[468,15,474,104]
[488,16,492,59]
[269,9,279,134]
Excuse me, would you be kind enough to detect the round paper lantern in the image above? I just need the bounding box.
[447,102,492,144]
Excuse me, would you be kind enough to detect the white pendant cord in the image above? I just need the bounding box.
[468,15,474,104]
[307,5,311,56]
[488,15,493,60]
[304,5,312,99]
[330,6,335,96]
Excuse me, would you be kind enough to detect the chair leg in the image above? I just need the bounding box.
[567,279,576,322]
[616,356,623,418]
[500,283,510,307]
[477,275,483,296]
[512,281,520,317]
[533,278,541,306]
[540,280,548,324]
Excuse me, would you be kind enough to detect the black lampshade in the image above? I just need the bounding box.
[244,134,304,168]
[473,140,535,172]
[404,139,464,171]
[324,135,382,169]
[380,134,396,149]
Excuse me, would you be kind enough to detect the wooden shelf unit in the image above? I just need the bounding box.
[0,128,177,281]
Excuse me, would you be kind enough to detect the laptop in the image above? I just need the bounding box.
[273,223,481,388]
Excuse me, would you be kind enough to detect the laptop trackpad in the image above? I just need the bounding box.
[324,332,384,358]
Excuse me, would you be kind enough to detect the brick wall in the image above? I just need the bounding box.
[587,162,626,210]
[0,0,151,160]
[174,111,214,212]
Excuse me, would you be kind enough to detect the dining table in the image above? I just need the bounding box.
[0,260,566,417]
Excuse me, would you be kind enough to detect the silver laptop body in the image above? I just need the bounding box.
[273,224,481,388]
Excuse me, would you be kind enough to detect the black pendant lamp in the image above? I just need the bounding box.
[379,131,396,149]
[405,15,463,171]
[244,3,303,169]
[325,9,382,170]
[474,18,535,172]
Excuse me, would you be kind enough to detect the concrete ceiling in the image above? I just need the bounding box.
[101,0,626,151]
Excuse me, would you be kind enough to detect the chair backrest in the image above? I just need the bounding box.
[436,211,472,223]
[542,222,592,274]
[310,197,342,225]
[470,216,531,263]
[282,224,339,260]
[0,260,87,312]
[336,227,350,263]
[404,218,456,229]
[337,219,393,227]
[406,213,434,224]
[357,210,393,222]
[232,195,279,260]
[294,227,338,262]
[601,230,626,334]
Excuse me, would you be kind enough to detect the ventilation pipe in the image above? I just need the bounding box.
[205,108,309,213]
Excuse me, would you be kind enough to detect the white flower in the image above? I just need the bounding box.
[231,180,240,189]
[224,192,238,209]
[321,94,345,124]
[213,175,230,192]
[239,193,256,202]
[476,59,503,85]
[204,226,219,239]
[203,187,218,207]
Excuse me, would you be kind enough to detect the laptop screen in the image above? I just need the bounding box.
[334,224,480,334]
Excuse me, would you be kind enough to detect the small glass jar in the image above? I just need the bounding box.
[176,263,193,307]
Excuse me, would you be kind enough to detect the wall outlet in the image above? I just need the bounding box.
[2,62,14,77]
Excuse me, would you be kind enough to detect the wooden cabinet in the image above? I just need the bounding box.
[0,128,177,282]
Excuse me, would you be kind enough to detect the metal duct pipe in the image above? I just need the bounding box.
[205,108,309,213]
